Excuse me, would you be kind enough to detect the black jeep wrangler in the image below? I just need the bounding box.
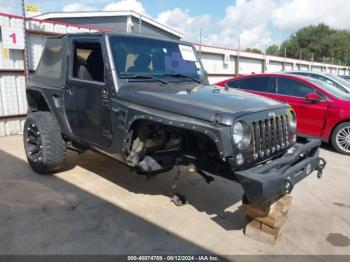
[24,33,326,207]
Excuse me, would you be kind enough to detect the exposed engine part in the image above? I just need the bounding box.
[126,121,182,172]
[126,120,227,178]
[138,156,162,172]
[171,193,188,206]
[164,135,182,150]
[126,137,145,167]
[137,150,179,174]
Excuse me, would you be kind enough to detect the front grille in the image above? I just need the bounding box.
[252,115,291,159]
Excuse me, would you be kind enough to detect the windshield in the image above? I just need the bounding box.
[109,35,205,82]
[305,77,350,101]
[287,71,350,93]
[324,73,350,88]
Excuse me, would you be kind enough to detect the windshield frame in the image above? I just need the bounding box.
[107,34,208,86]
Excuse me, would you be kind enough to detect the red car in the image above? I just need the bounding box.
[216,73,350,155]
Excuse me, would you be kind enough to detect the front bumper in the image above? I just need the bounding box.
[235,139,326,207]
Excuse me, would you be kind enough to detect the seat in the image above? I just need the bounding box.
[77,49,104,82]
[127,54,151,73]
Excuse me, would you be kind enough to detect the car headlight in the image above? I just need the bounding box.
[233,121,251,150]
[289,111,297,132]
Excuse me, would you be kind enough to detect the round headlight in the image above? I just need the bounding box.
[233,121,251,150]
[289,111,297,132]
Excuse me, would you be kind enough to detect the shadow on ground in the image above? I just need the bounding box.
[0,147,245,254]
[0,149,217,255]
[62,149,245,231]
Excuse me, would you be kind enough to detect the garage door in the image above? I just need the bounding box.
[239,58,262,75]
[266,61,282,72]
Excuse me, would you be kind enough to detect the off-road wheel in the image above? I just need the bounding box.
[331,121,350,155]
[24,112,67,174]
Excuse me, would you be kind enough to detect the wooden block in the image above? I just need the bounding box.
[271,195,292,213]
[244,220,277,245]
[260,222,284,237]
[243,203,270,217]
[281,210,289,218]
[243,204,285,228]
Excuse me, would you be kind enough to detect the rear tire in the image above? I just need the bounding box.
[331,121,350,155]
[24,112,67,174]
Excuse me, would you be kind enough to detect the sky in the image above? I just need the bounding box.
[2,0,350,51]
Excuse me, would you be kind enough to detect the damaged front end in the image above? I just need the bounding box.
[122,113,326,208]
[235,139,326,207]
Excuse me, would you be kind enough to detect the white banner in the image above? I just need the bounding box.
[1,27,25,50]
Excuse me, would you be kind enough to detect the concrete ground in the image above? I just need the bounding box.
[0,135,350,255]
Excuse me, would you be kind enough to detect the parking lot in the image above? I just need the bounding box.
[0,135,350,255]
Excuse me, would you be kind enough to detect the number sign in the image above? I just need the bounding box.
[1,27,25,50]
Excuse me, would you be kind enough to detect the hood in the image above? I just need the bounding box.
[117,82,287,125]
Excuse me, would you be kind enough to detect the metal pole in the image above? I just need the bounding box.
[263,48,267,73]
[283,47,286,70]
[236,37,240,76]
[139,14,142,34]
[21,0,30,84]
[199,28,202,59]
[323,56,325,72]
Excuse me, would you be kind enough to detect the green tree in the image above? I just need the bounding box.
[245,48,262,54]
[277,24,350,65]
[266,44,280,56]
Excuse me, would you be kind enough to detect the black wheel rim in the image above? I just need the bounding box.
[26,122,43,162]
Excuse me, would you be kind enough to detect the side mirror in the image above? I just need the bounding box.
[305,93,321,103]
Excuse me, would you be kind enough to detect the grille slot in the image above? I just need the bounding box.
[252,115,291,159]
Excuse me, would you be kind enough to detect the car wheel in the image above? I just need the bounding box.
[331,121,350,155]
[23,112,67,174]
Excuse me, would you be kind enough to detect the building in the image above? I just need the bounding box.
[34,11,183,40]
[196,44,350,84]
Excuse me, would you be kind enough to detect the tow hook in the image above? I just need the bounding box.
[317,158,327,179]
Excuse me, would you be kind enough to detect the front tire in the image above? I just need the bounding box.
[331,121,350,155]
[24,112,67,174]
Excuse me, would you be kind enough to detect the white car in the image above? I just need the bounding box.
[283,71,350,93]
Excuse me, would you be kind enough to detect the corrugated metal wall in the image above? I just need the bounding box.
[0,14,25,136]
[0,74,26,135]
[0,46,24,69]
[0,13,99,136]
